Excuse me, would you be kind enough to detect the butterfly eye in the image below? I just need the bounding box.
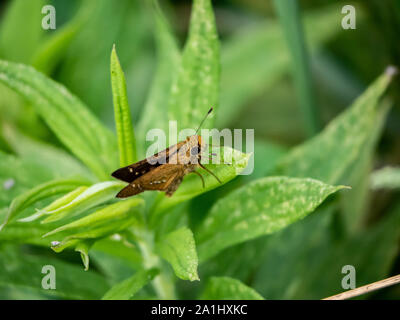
[191,146,200,156]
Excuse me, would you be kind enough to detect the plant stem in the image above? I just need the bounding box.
[136,231,176,300]
[323,274,400,300]
[273,0,320,137]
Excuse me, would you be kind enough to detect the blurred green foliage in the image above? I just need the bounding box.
[0,0,399,300]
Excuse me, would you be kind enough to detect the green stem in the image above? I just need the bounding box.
[136,231,176,300]
[273,0,320,137]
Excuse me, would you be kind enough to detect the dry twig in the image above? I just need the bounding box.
[323,274,400,300]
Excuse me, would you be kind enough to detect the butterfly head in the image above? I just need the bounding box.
[185,135,206,158]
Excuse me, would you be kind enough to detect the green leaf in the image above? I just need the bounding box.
[273,0,319,136]
[137,0,180,156]
[89,254,137,288]
[2,124,93,181]
[199,237,269,287]
[18,186,89,223]
[150,147,250,220]
[275,67,396,185]
[252,205,336,299]
[0,0,44,63]
[217,5,354,127]
[371,166,400,190]
[75,239,96,271]
[41,181,126,224]
[92,237,144,278]
[45,198,143,270]
[111,46,137,166]
[201,277,264,300]
[156,227,199,281]
[0,84,48,142]
[0,60,118,180]
[249,70,397,299]
[168,0,219,131]
[196,177,347,261]
[338,99,392,230]
[0,245,109,299]
[0,207,59,246]
[0,151,54,207]
[102,268,159,300]
[0,178,90,231]
[155,202,189,240]
[43,198,144,241]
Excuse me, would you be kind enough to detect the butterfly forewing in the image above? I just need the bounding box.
[111,158,156,183]
[111,141,185,183]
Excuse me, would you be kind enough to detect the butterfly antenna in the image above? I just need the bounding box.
[195,107,213,134]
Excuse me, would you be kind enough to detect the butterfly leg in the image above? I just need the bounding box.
[199,163,222,184]
[191,171,205,188]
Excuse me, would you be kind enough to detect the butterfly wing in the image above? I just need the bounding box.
[111,141,186,183]
[111,158,156,183]
[116,164,184,198]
